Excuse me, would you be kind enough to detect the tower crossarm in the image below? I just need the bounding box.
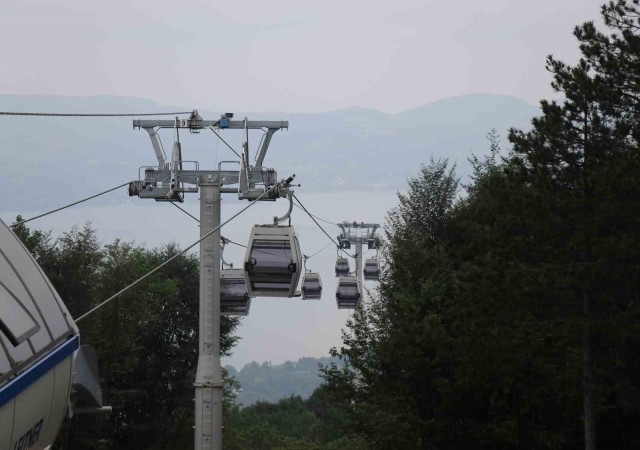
[133,119,289,130]
[131,114,287,202]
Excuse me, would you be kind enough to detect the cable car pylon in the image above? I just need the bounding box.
[129,112,292,450]
[335,221,381,309]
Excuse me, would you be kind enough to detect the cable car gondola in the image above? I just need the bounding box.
[336,276,361,309]
[244,225,302,297]
[220,269,252,316]
[0,219,107,450]
[363,257,380,281]
[301,273,322,300]
[335,257,350,277]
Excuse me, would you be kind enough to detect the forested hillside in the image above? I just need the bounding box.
[323,2,640,449]
[226,357,342,406]
[223,388,366,449]
[11,218,356,449]
[11,220,240,449]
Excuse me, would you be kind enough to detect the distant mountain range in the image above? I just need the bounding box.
[225,356,341,407]
[0,94,538,211]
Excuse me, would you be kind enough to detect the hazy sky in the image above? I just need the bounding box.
[1,0,605,113]
[0,0,612,367]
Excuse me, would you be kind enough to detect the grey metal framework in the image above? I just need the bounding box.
[335,221,381,309]
[129,112,290,450]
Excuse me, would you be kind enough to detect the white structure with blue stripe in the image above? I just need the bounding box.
[0,219,80,450]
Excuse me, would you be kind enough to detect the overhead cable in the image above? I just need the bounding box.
[292,193,355,258]
[168,202,247,248]
[224,238,247,249]
[75,184,278,323]
[0,111,192,117]
[293,202,336,225]
[10,181,131,228]
[209,127,241,158]
[304,241,334,260]
[170,201,199,222]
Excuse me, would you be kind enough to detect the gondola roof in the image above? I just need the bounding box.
[0,220,78,387]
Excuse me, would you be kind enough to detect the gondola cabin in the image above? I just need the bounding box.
[220,269,252,316]
[244,225,302,298]
[363,258,380,281]
[334,257,350,277]
[335,276,361,309]
[301,273,322,300]
[0,220,80,450]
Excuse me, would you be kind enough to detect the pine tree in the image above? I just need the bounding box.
[324,3,640,449]
[509,2,640,448]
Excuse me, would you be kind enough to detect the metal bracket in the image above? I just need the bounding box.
[134,115,288,202]
[220,237,233,269]
[167,118,184,202]
[273,190,294,225]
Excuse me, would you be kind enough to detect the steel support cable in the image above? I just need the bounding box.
[291,193,356,258]
[10,182,131,228]
[209,127,241,158]
[168,202,247,248]
[292,202,336,225]
[304,241,334,260]
[75,184,278,323]
[224,238,247,249]
[169,201,199,222]
[0,111,192,117]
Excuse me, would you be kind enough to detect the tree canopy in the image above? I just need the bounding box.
[323,2,640,449]
[13,220,240,449]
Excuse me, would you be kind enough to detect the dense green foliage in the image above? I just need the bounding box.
[226,357,341,406]
[323,2,640,449]
[13,221,353,449]
[12,221,240,449]
[223,386,367,449]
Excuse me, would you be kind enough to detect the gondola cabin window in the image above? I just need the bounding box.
[0,343,9,377]
[0,283,39,347]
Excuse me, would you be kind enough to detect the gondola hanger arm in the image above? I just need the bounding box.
[273,177,295,224]
[273,190,293,225]
[220,237,233,269]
